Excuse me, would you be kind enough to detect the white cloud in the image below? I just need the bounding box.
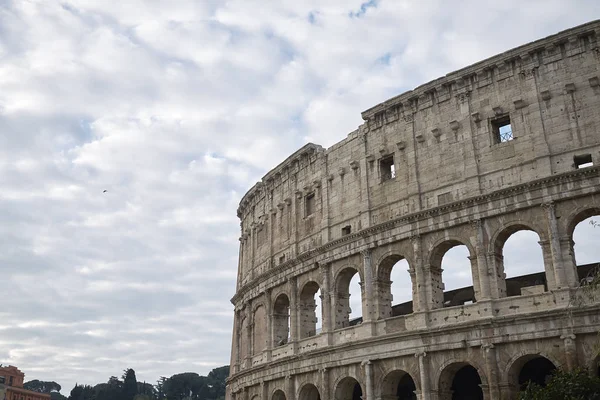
[0,0,599,393]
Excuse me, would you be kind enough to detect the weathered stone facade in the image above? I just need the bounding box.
[227,20,600,400]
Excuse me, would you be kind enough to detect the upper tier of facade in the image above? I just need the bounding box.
[234,20,600,298]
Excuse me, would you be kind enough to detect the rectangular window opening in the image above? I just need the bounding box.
[341,225,351,236]
[305,192,315,217]
[380,155,396,182]
[279,254,285,264]
[492,116,513,143]
[574,154,593,169]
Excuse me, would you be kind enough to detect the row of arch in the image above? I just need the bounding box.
[263,355,564,400]
[239,212,597,355]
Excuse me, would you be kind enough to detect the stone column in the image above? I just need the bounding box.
[363,360,374,400]
[561,333,577,371]
[425,264,444,310]
[411,235,428,312]
[471,219,491,300]
[320,263,333,342]
[264,289,273,362]
[415,352,431,400]
[285,375,294,400]
[237,237,244,290]
[362,249,375,321]
[538,239,557,290]
[320,368,330,400]
[543,202,567,288]
[261,381,268,400]
[245,303,253,368]
[289,277,299,350]
[487,250,506,298]
[482,344,500,400]
[360,132,372,229]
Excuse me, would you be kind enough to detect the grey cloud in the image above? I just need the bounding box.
[1,0,599,393]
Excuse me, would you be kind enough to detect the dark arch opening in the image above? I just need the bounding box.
[397,373,417,400]
[335,377,362,400]
[451,365,483,400]
[299,384,320,400]
[272,389,286,400]
[381,370,417,400]
[518,356,556,389]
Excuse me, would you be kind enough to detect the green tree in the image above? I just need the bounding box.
[68,384,94,400]
[122,369,138,400]
[155,377,167,400]
[206,366,230,400]
[24,380,62,393]
[50,392,68,400]
[519,369,600,400]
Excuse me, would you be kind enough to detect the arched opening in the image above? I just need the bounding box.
[494,225,546,297]
[335,377,362,400]
[439,363,483,400]
[381,370,417,400]
[273,294,290,346]
[299,281,322,339]
[517,356,556,390]
[273,389,287,400]
[252,305,267,354]
[431,240,476,309]
[377,255,413,319]
[299,383,321,400]
[572,214,600,267]
[334,267,363,329]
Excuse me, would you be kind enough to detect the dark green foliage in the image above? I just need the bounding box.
[24,379,62,393]
[94,376,123,400]
[138,381,156,398]
[50,392,68,400]
[156,377,167,400]
[519,369,600,400]
[164,372,208,400]
[68,384,94,400]
[122,369,138,400]
[206,366,229,400]
[34,364,229,400]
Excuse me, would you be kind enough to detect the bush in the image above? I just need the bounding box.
[519,369,600,400]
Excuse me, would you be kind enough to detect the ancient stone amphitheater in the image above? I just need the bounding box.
[227,20,600,400]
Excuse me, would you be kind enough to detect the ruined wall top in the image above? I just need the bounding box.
[237,19,600,220]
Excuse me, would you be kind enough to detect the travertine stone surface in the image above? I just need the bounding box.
[228,21,600,400]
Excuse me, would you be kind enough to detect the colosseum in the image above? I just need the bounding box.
[227,20,600,400]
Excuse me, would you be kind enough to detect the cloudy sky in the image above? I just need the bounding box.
[1,0,599,394]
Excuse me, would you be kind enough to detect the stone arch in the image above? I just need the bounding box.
[272,389,287,400]
[380,369,417,400]
[298,383,321,400]
[273,293,290,346]
[299,280,322,338]
[568,206,600,271]
[565,205,600,238]
[252,304,267,354]
[489,222,549,298]
[334,266,363,329]
[334,376,363,400]
[428,238,477,310]
[505,353,558,391]
[376,253,414,319]
[437,361,485,400]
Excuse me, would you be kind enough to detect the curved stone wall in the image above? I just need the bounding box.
[228,20,600,400]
